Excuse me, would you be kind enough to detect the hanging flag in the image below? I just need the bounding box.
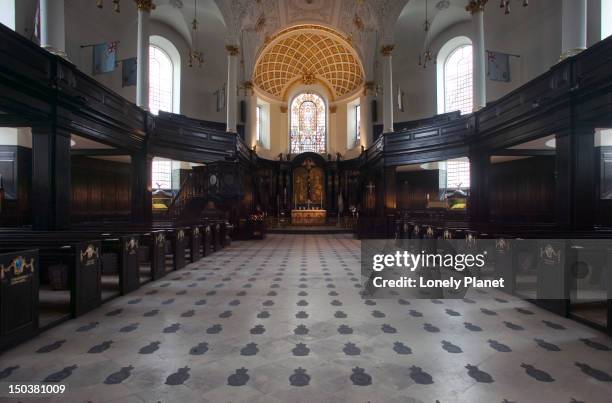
[122,57,137,87]
[93,41,118,75]
[487,50,510,82]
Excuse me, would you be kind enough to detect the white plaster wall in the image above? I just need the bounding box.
[392,0,568,122]
[2,1,227,123]
[0,0,16,29]
[0,128,32,147]
[62,3,226,122]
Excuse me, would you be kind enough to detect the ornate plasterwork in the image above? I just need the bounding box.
[253,25,364,101]
[284,0,335,25]
[135,0,156,12]
[215,0,280,39]
[215,0,407,54]
[215,0,407,90]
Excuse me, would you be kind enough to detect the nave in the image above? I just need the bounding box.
[1,234,611,403]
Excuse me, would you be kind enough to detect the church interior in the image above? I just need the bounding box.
[0,0,611,401]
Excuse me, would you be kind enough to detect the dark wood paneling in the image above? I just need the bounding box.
[0,145,31,226]
[0,250,39,351]
[71,157,131,222]
[31,126,71,230]
[489,156,555,223]
[396,170,439,211]
[149,112,239,163]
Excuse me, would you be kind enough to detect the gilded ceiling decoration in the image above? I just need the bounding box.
[253,25,364,100]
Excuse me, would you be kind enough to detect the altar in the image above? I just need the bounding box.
[290,156,327,225]
[291,209,326,225]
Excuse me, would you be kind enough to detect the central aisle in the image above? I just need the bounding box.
[1,234,611,402]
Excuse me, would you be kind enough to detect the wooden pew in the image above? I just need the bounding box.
[0,249,39,350]
[202,224,213,256]
[168,227,187,271]
[212,223,222,251]
[0,229,155,293]
[190,225,203,262]
[68,225,169,281]
[0,238,103,318]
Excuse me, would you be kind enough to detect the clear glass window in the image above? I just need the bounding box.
[446,159,470,189]
[355,104,361,141]
[444,45,473,115]
[152,158,172,189]
[149,45,174,115]
[256,105,262,142]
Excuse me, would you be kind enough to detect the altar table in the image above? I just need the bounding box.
[291,209,326,225]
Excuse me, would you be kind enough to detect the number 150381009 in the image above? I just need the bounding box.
[6,383,67,395]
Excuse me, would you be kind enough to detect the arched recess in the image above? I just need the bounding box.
[150,35,181,114]
[436,36,472,115]
[253,25,364,103]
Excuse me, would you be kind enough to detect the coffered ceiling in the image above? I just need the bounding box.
[253,25,364,101]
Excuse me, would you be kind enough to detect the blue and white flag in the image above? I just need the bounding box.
[487,50,510,82]
[93,41,118,75]
[122,57,137,87]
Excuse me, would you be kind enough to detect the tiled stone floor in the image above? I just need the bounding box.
[1,234,612,403]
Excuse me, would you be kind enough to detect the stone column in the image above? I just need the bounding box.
[243,81,257,148]
[360,81,375,149]
[561,0,587,59]
[136,0,155,109]
[39,0,66,57]
[226,45,239,133]
[466,0,487,111]
[381,45,394,133]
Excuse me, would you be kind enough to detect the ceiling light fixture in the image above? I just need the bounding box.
[188,0,204,67]
[418,0,435,68]
[96,1,157,14]
[466,0,529,15]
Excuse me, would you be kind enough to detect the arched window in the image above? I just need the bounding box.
[437,37,473,115]
[149,44,174,115]
[443,45,473,115]
[290,93,326,154]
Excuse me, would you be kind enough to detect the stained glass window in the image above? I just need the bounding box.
[444,45,473,115]
[290,93,326,154]
[149,45,173,115]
